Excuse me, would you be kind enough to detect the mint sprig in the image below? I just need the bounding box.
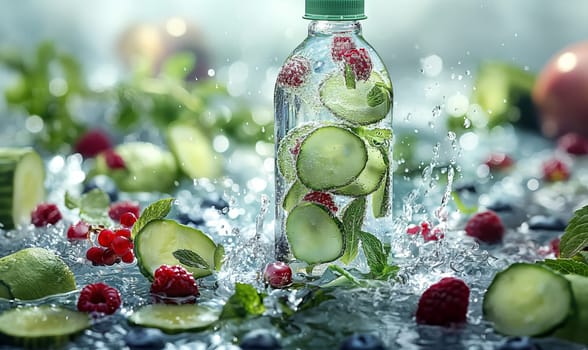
[131,197,174,238]
[220,283,265,320]
[542,259,588,277]
[359,231,399,280]
[340,197,365,265]
[344,63,356,89]
[64,189,110,225]
[559,205,588,259]
[367,85,386,107]
[173,249,210,270]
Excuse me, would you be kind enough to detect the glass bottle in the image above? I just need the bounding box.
[274,0,393,268]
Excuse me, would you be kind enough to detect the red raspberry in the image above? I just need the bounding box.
[406,221,444,242]
[416,277,470,326]
[542,158,570,182]
[67,221,90,240]
[342,48,372,81]
[465,211,505,244]
[483,153,514,171]
[277,56,311,88]
[77,282,121,315]
[558,133,588,155]
[303,191,338,213]
[331,36,355,61]
[151,265,199,304]
[74,129,112,158]
[104,149,126,170]
[290,138,302,156]
[539,237,560,257]
[108,201,140,222]
[120,212,137,227]
[31,203,62,227]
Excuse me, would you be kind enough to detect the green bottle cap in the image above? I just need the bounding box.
[304,0,367,21]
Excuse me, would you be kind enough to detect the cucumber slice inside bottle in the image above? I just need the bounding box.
[0,148,45,230]
[128,304,219,334]
[296,126,367,191]
[331,145,386,197]
[282,180,308,212]
[134,219,217,280]
[320,72,391,125]
[277,124,316,183]
[0,306,90,348]
[372,146,391,218]
[167,122,222,179]
[286,202,344,264]
[483,263,574,336]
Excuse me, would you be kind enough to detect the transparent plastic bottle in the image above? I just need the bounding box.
[274,0,393,268]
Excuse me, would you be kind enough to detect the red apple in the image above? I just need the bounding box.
[263,262,292,289]
[534,41,588,138]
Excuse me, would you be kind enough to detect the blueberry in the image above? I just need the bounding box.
[340,333,386,350]
[486,200,514,213]
[496,337,541,350]
[83,175,118,202]
[201,195,229,212]
[177,211,205,226]
[239,329,282,350]
[124,327,166,349]
[528,215,567,231]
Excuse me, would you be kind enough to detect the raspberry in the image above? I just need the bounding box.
[277,56,311,88]
[104,149,126,170]
[331,36,355,61]
[303,191,338,213]
[77,282,122,315]
[484,153,514,171]
[263,261,292,289]
[74,129,112,158]
[150,265,199,304]
[108,201,140,222]
[539,237,560,257]
[465,211,505,244]
[67,221,90,240]
[120,212,137,227]
[406,221,444,242]
[542,158,570,182]
[31,203,62,227]
[342,48,372,81]
[416,277,470,326]
[558,133,588,155]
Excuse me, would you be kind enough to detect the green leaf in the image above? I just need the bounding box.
[296,287,335,313]
[340,197,366,265]
[367,85,386,107]
[560,205,588,258]
[542,259,588,277]
[344,64,356,89]
[131,198,174,238]
[359,231,387,274]
[173,249,210,269]
[214,244,225,271]
[78,189,110,225]
[64,191,80,209]
[161,52,196,80]
[356,127,393,147]
[220,283,265,320]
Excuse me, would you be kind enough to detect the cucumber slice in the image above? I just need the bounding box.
[0,247,76,300]
[483,263,574,336]
[331,145,386,197]
[286,202,344,264]
[372,146,391,218]
[134,219,217,280]
[0,306,90,348]
[282,180,308,212]
[320,72,391,125]
[296,126,367,191]
[167,122,222,179]
[128,304,219,334]
[553,274,588,345]
[277,124,316,183]
[0,148,45,230]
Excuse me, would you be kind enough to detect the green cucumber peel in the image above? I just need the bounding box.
[173,249,210,270]
[131,197,174,238]
[214,244,225,272]
[220,283,266,320]
[64,189,110,225]
[542,259,588,277]
[367,85,386,107]
[340,197,366,265]
[560,205,588,259]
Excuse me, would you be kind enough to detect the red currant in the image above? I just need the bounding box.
[86,246,105,265]
[115,228,132,239]
[111,236,132,256]
[263,262,292,289]
[97,229,115,247]
[120,212,137,227]
[102,248,119,266]
[121,251,135,263]
[67,221,90,240]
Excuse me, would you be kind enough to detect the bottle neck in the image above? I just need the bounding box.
[308,20,362,37]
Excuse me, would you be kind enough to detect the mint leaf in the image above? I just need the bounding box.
[220,283,265,320]
[64,191,80,209]
[356,127,393,147]
[296,287,335,313]
[173,249,210,269]
[359,231,387,274]
[344,64,356,89]
[327,265,362,287]
[131,197,174,238]
[367,85,386,107]
[340,197,366,264]
[542,259,588,277]
[64,189,110,224]
[560,205,588,258]
[214,244,225,271]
